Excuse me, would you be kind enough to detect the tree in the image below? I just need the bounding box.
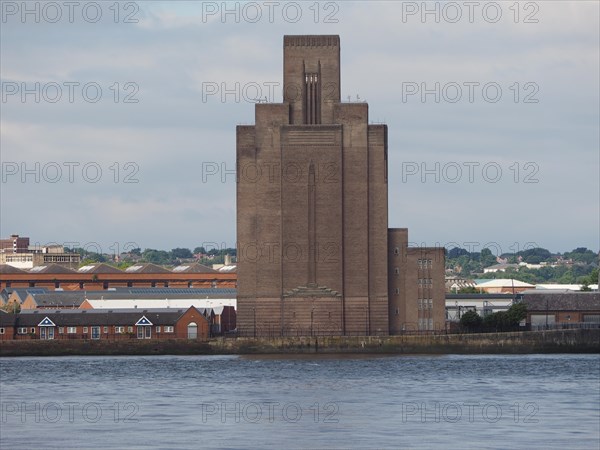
[171,248,193,259]
[457,286,479,294]
[1,303,20,313]
[506,302,527,325]
[480,248,497,267]
[193,247,207,255]
[484,303,527,332]
[483,311,509,331]
[565,248,597,265]
[515,247,552,264]
[448,247,470,259]
[142,249,171,265]
[460,310,482,331]
[581,267,599,287]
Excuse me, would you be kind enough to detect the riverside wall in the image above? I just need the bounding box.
[1,329,598,357]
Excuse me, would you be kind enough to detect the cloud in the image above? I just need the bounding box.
[1,1,598,253]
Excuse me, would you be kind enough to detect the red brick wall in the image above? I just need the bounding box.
[174,308,210,340]
[0,326,14,341]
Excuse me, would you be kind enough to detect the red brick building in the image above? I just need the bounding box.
[0,234,29,254]
[0,307,210,341]
[523,292,600,329]
[0,263,236,291]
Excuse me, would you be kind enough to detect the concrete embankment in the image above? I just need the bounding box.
[1,329,598,357]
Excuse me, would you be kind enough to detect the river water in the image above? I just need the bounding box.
[0,354,598,449]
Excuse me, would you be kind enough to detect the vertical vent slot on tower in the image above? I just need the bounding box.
[304,72,321,124]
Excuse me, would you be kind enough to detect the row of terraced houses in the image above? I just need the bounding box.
[0,307,211,341]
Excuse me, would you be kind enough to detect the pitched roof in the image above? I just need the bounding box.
[83,298,236,310]
[125,263,172,274]
[5,287,237,308]
[446,294,516,300]
[25,292,86,308]
[1,288,49,302]
[77,264,124,274]
[15,307,207,327]
[217,265,237,273]
[0,264,28,274]
[28,264,77,274]
[476,279,535,288]
[0,310,17,327]
[523,292,600,311]
[84,288,237,299]
[171,263,217,274]
[535,284,599,291]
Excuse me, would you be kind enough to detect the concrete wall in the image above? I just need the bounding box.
[2,330,597,356]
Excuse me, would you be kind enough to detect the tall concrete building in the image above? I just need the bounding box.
[236,35,444,336]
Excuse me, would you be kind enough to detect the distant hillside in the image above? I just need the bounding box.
[446,246,598,284]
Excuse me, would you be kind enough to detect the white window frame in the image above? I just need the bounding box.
[67,327,77,334]
[164,326,174,333]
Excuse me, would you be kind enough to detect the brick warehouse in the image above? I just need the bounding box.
[0,263,236,290]
[236,35,445,337]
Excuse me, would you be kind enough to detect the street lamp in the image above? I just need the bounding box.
[310,308,314,337]
[253,307,256,338]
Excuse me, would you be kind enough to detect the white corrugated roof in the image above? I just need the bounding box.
[476,279,535,288]
[84,298,236,309]
[536,284,599,291]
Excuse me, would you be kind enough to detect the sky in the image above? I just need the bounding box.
[1,1,598,256]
